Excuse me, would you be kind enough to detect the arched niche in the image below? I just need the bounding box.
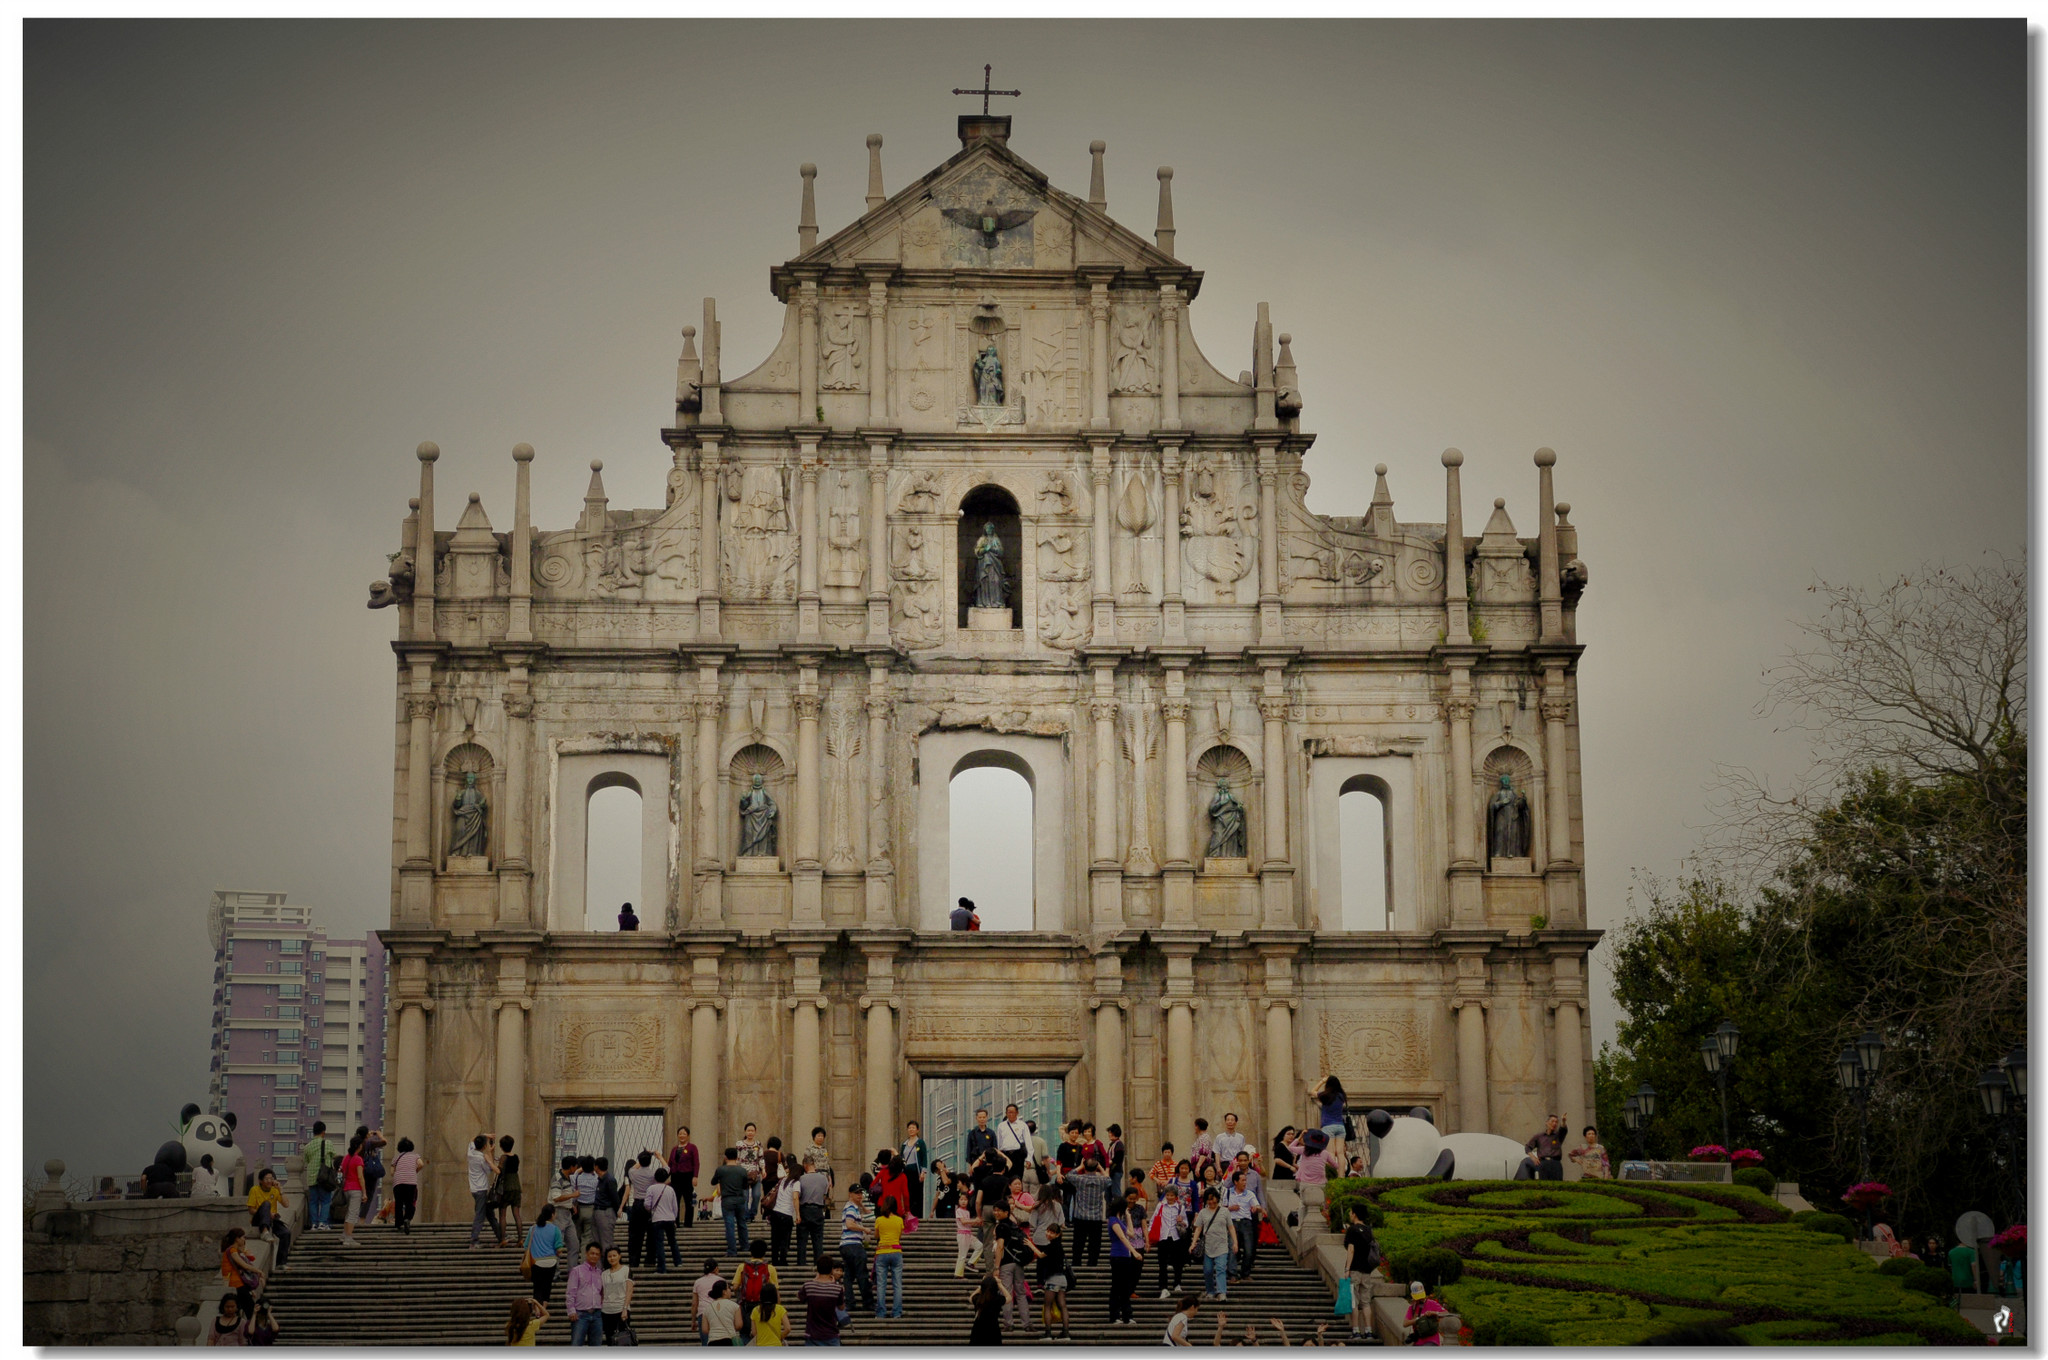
[1480,743,1542,870]
[728,742,790,868]
[1337,773,1393,931]
[1309,755,1421,932]
[916,731,1068,932]
[956,484,1023,628]
[439,741,499,868]
[549,752,671,932]
[947,753,1035,930]
[1193,744,1258,868]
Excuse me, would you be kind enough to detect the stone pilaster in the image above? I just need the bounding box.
[1091,952,1127,1135]
[1258,677,1294,929]
[797,279,820,420]
[1158,284,1181,430]
[1449,943,1493,1134]
[863,667,894,925]
[399,685,435,927]
[797,441,822,641]
[1444,686,1483,927]
[1090,440,1115,643]
[1088,278,1111,429]
[689,944,725,1155]
[1255,438,1282,642]
[1157,440,1185,643]
[693,664,725,926]
[1161,947,1198,1147]
[864,273,890,428]
[1160,676,1195,927]
[1260,949,1299,1143]
[793,668,823,924]
[696,434,723,639]
[1548,947,1589,1133]
[1541,674,1581,926]
[788,948,826,1154]
[492,949,532,1159]
[864,437,893,645]
[497,688,533,927]
[1089,667,1123,929]
[390,949,434,1151]
[860,945,899,1161]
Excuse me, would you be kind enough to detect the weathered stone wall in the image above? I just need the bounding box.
[24,1199,252,1345]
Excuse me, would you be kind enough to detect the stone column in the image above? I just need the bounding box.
[1090,440,1115,643]
[789,949,825,1149]
[798,280,820,420]
[691,1000,722,1157]
[395,1000,429,1146]
[1454,1000,1490,1135]
[509,443,534,641]
[493,994,528,1157]
[693,664,724,926]
[1264,1000,1297,1141]
[861,945,899,1163]
[1553,997,1585,1131]
[1164,999,1195,1148]
[1256,443,1281,641]
[697,435,723,638]
[1542,676,1572,868]
[865,275,890,427]
[1159,442,1184,643]
[413,442,437,636]
[793,669,823,924]
[400,686,436,926]
[1088,280,1111,429]
[1446,692,1482,926]
[864,667,894,925]
[1089,667,1123,930]
[498,690,533,926]
[797,442,822,640]
[1535,448,1562,643]
[1092,955,1127,1135]
[1159,285,1181,430]
[864,441,892,645]
[1258,680,1294,928]
[1161,675,1194,927]
[1442,449,1470,644]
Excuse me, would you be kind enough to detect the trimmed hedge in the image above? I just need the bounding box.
[1792,1210,1857,1242]
[1874,1257,1917,1276]
[1732,1167,1776,1196]
[1472,1317,1553,1346]
[1330,1176,1982,1346]
[1900,1265,1953,1298]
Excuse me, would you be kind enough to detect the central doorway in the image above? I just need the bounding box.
[921,1076,1066,1177]
[551,1108,667,1174]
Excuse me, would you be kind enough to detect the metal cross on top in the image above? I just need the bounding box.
[952,64,1021,116]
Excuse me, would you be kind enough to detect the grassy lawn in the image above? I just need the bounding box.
[1325,1178,1983,1346]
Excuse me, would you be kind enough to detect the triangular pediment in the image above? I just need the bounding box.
[771,137,1187,292]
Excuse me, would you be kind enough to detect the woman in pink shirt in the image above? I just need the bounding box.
[339,1135,367,1246]
[1294,1129,1339,1188]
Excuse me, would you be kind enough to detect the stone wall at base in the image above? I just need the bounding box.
[24,1200,252,1345]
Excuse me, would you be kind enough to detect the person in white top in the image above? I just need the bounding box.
[1164,1292,1202,1345]
[995,1104,1033,1181]
[191,1155,221,1197]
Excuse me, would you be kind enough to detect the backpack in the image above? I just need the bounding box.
[740,1261,769,1304]
[311,1141,337,1193]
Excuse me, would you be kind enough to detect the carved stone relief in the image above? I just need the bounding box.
[557,1015,664,1080]
[823,474,865,589]
[1319,1009,1429,1082]
[1179,456,1256,603]
[890,525,941,648]
[1036,525,1091,651]
[1111,305,1158,394]
[820,309,863,390]
[722,464,796,601]
[823,697,864,872]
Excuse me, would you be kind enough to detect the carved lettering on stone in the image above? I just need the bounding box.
[557,1016,663,1080]
[905,1005,1083,1054]
[1319,1010,1428,1082]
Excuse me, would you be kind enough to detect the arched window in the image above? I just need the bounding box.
[949,757,1033,930]
[585,780,643,931]
[957,484,1023,628]
[1338,777,1392,931]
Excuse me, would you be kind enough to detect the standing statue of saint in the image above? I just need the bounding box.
[1487,773,1531,860]
[738,773,779,859]
[450,770,489,858]
[1206,777,1247,859]
[973,342,1004,406]
[973,521,1008,610]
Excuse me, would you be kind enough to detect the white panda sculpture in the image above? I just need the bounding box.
[1362,1107,1531,1181]
[179,1103,248,1196]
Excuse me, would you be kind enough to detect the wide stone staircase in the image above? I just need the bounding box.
[263,1211,1361,1346]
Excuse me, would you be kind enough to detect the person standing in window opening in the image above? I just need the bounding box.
[616,902,639,932]
[950,897,978,931]
[1309,1077,1348,1154]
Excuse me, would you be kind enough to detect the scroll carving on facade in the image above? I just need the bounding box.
[1320,1010,1429,1081]
[820,309,863,390]
[722,464,796,600]
[557,1015,663,1080]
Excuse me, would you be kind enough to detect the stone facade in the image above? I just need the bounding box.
[372,115,1599,1221]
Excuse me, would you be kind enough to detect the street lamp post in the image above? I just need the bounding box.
[1977,1044,2027,1229]
[1700,1020,1740,1150]
[1622,1081,1658,1166]
[1835,1030,1885,1239]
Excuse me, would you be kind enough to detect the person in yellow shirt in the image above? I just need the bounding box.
[245,1169,293,1269]
[752,1282,789,1347]
[873,1195,905,1320]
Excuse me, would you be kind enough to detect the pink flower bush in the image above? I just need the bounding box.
[1729,1149,1765,1168]
[1841,1181,1890,1208]
[1689,1145,1729,1162]
[1989,1225,2026,1256]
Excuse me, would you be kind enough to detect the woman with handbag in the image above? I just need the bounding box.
[599,1245,636,1344]
[495,1136,525,1241]
[526,1204,564,1304]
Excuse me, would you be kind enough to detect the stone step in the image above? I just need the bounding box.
[262,1217,1351,1346]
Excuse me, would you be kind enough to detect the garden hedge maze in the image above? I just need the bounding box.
[1327,1178,1983,1345]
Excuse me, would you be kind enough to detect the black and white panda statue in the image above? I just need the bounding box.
[178,1103,247,1196]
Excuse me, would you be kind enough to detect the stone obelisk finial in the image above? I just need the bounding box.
[798,163,818,252]
[1155,167,1176,256]
[1442,448,1470,644]
[865,134,885,212]
[1088,141,1107,212]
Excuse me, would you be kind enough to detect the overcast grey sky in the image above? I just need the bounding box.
[25,20,2023,1175]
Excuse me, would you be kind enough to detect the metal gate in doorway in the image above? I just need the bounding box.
[551,1109,667,1174]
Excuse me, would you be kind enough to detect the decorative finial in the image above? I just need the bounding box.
[1155,166,1175,256]
[866,134,885,211]
[1442,448,1464,467]
[798,164,818,252]
[408,498,419,510]
[417,441,439,462]
[468,492,481,504]
[1555,501,1572,524]
[590,459,603,472]
[1088,141,1107,211]
[1534,447,1556,467]
[1375,463,1388,476]
[512,443,534,462]
[681,325,697,357]
[1494,497,1507,509]
[1275,332,1301,420]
